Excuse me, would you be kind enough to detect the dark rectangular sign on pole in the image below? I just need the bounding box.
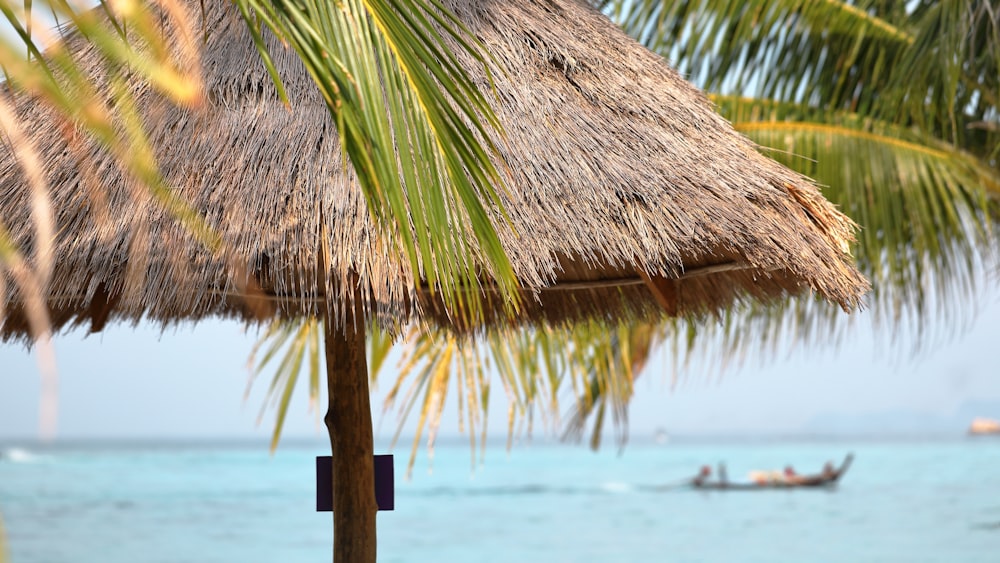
[316,455,394,512]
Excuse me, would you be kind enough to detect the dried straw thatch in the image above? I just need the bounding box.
[0,0,869,339]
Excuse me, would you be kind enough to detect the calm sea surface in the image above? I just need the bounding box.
[1,438,999,562]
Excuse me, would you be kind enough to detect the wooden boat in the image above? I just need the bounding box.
[690,453,854,490]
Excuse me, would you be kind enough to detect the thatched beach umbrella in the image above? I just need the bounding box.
[1,0,869,560]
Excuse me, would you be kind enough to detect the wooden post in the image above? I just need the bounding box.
[323,292,377,563]
[637,269,679,316]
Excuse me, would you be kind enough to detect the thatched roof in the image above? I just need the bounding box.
[0,0,868,339]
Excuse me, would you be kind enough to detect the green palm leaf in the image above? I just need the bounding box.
[235,0,519,321]
[716,95,999,331]
[250,316,657,472]
[560,320,660,450]
[249,318,395,453]
[247,317,322,452]
[601,0,913,111]
[1,0,216,247]
[377,319,665,473]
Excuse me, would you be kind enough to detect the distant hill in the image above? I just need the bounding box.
[804,399,1000,436]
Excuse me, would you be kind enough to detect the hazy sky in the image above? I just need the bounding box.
[2,288,999,443]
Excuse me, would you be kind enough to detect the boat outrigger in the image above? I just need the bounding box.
[690,453,854,490]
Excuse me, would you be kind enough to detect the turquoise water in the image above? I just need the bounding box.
[2,438,999,562]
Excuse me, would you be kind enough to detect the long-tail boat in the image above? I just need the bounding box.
[690,453,854,490]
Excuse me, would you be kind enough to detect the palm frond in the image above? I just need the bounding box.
[248,318,396,452]
[0,0,216,247]
[0,97,51,340]
[716,95,999,332]
[235,0,519,322]
[367,323,395,385]
[602,0,1000,159]
[600,0,912,112]
[246,318,322,452]
[1,8,217,442]
[0,0,210,342]
[881,1,1000,158]
[376,319,664,474]
[560,320,660,450]
[381,327,489,477]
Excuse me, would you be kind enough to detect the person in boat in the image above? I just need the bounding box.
[692,465,712,486]
[749,469,781,485]
[783,465,805,485]
[717,462,728,487]
[822,461,836,478]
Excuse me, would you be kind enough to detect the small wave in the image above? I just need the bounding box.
[411,482,647,498]
[1,447,41,463]
[416,484,557,497]
[600,481,633,494]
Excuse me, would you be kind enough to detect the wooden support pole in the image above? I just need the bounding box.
[323,289,377,563]
[637,269,679,316]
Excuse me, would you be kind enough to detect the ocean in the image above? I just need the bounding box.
[1,438,999,562]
